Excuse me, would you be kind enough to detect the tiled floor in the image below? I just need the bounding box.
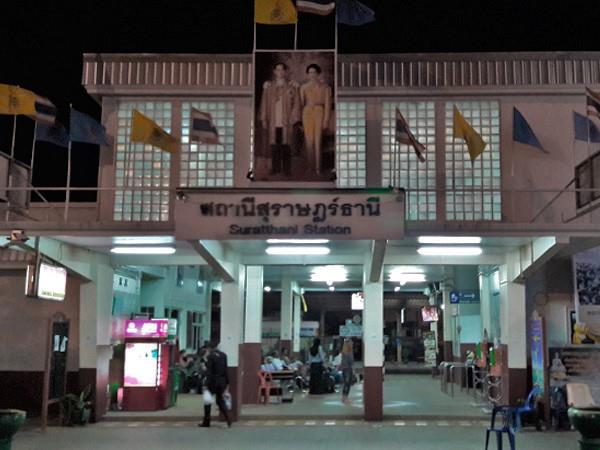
[105,374,488,420]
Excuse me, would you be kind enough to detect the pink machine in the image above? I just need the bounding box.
[122,319,172,411]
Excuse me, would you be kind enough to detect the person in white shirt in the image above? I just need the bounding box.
[271,351,285,371]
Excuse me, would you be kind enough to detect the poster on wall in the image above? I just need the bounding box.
[254,51,335,182]
[573,246,600,336]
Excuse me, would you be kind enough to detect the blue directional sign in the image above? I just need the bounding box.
[449,290,480,304]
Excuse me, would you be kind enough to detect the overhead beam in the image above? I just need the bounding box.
[190,240,236,282]
[369,240,387,282]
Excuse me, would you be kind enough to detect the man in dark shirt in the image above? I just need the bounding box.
[200,340,231,427]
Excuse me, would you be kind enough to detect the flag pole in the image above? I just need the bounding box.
[10,115,17,159]
[29,121,38,199]
[586,100,592,222]
[294,21,298,50]
[65,104,73,221]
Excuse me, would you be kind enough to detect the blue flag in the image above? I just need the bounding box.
[35,122,69,148]
[70,109,111,146]
[336,0,375,26]
[574,111,600,143]
[513,107,546,152]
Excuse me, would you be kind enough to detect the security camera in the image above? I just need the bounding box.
[9,230,28,243]
[176,191,187,201]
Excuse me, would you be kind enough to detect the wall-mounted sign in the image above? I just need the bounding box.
[340,321,362,337]
[449,290,480,304]
[125,319,169,339]
[351,292,364,311]
[175,188,405,240]
[37,263,67,301]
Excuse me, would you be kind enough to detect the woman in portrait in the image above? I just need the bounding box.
[300,63,332,176]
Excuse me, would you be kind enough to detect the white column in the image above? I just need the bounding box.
[244,266,263,344]
[499,265,527,369]
[220,265,246,366]
[280,274,293,342]
[363,263,383,367]
[293,291,301,353]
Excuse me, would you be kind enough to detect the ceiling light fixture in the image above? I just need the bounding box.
[110,246,176,255]
[418,236,482,244]
[112,236,175,245]
[264,286,271,292]
[329,286,335,292]
[417,246,483,256]
[310,265,348,283]
[394,286,401,292]
[267,239,330,244]
[389,268,426,283]
[266,246,330,255]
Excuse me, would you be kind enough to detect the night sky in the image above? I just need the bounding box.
[2,0,600,201]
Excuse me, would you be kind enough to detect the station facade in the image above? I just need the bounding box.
[1,51,600,421]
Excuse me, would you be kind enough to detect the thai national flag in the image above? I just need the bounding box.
[297,0,335,16]
[190,108,220,144]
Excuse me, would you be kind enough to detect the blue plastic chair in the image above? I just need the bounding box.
[485,405,516,450]
[513,386,541,431]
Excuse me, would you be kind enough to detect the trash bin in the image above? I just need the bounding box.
[169,368,180,407]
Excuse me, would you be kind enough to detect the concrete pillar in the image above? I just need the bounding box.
[441,282,456,361]
[293,291,301,354]
[499,265,527,405]
[362,259,383,421]
[280,274,293,353]
[241,266,263,404]
[220,264,245,421]
[79,260,114,421]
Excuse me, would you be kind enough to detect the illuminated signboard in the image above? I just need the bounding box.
[37,263,67,301]
[351,292,364,310]
[124,343,160,387]
[124,319,169,339]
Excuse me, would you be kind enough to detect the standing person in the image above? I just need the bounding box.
[340,339,354,404]
[259,62,301,177]
[308,338,325,395]
[199,340,231,428]
[300,63,332,176]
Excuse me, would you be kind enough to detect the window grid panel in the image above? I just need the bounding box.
[382,102,436,221]
[336,102,366,188]
[181,102,235,187]
[444,101,501,221]
[115,101,172,222]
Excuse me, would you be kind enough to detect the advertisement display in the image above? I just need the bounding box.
[351,292,364,310]
[573,246,600,332]
[124,342,160,387]
[253,51,335,182]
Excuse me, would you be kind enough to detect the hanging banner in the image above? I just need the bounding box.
[530,317,546,396]
[253,51,335,182]
[573,246,600,334]
[175,188,404,240]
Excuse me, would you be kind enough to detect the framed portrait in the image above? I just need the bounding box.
[253,51,336,182]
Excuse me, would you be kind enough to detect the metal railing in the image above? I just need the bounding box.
[0,185,599,228]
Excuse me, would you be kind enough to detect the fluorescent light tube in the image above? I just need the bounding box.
[417,246,482,256]
[113,236,174,245]
[110,247,176,255]
[267,239,329,244]
[418,236,481,244]
[266,246,330,255]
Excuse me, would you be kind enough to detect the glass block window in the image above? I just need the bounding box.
[336,102,366,188]
[382,102,436,220]
[445,101,501,221]
[115,101,172,221]
[181,102,235,187]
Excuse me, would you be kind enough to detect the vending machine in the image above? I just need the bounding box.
[122,319,172,411]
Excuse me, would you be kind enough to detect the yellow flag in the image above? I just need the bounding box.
[453,106,487,163]
[0,84,37,116]
[255,0,298,24]
[130,110,178,153]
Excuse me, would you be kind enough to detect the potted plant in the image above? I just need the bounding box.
[60,385,92,426]
[0,409,26,450]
